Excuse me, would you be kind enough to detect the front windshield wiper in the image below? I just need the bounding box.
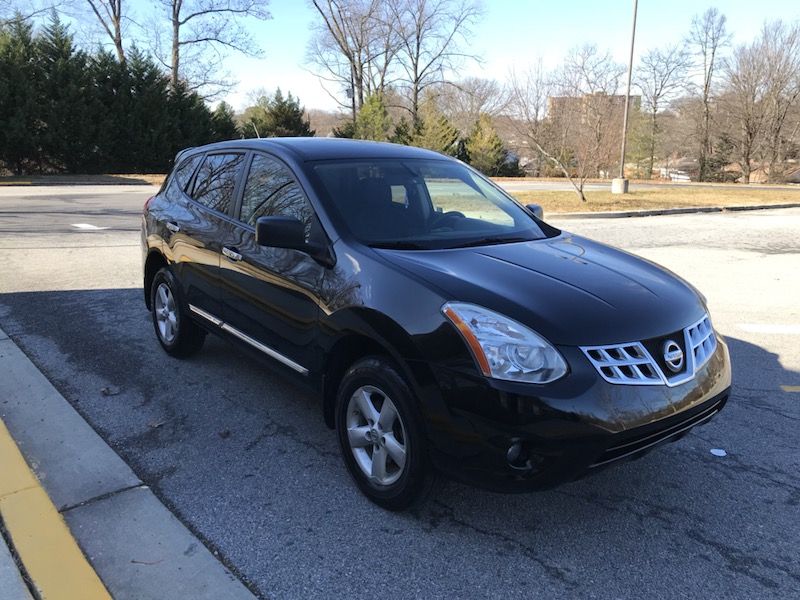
[368,241,426,250]
[448,236,531,249]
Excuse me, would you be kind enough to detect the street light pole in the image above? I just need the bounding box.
[612,0,639,194]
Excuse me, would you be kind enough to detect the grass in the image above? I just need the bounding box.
[0,173,166,186]
[510,186,800,213]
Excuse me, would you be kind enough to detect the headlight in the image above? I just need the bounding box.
[442,302,567,384]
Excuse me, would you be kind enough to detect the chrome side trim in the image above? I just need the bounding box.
[188,304,223,327]
[187,304,308,375]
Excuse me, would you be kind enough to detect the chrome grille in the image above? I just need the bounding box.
[687,315,716,371]
[581,314,717,387]
[582,343,663,385]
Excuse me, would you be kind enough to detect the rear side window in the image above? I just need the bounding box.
[173,155,201,190]
[190,153,245,214]
[239,153,313,229]
[165,154,201,201]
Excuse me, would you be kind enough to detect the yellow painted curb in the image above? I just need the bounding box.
[0,420,111,600]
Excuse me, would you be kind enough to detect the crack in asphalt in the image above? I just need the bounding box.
[411,499,579,589]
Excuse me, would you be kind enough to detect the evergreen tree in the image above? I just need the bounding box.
[390,117,412,145]
[127,47,173,171]
[242,89,314,138]
[354,93,392,141]
[0,16,42,174]
[332,120,356,138]
[410,101,460,156]
[464,114,506,175]
[89,49,133,172]
[167,81,215,164]
[38,11,96,172]
[211,101,239,141]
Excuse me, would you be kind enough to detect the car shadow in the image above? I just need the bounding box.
[1,288,798,595]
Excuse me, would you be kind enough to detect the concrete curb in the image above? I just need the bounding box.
[550,202,800,220]
[0,327,256,600]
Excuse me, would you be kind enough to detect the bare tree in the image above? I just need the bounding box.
[759,21,800,182]
[307,0,396,122]
[1,0,57,23]
[390,0,481,123]
[435,77,508,134]
[721,38,769,183]
[634,44,691,178]
[508,47,624,202]
[154,0,271,95]
[688,7,730,181]
[85,0,125,63]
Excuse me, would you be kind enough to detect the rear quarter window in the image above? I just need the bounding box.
[165,154,202,202]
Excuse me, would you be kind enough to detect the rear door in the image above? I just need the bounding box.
[216,151,326,374]
[166,151,246,319]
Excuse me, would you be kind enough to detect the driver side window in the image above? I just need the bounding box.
[239,153,313,231]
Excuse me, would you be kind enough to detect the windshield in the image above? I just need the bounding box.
[311,158,551,250]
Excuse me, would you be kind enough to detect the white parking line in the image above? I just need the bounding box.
[71,223,109,230]
[738,324,800,335]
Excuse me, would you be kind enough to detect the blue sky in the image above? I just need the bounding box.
[126,0,800,111]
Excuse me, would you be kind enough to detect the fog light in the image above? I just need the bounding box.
[507,441,530,470]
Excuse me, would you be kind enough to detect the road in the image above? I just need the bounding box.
[1,185,798,599]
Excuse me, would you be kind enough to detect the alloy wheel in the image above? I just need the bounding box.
[345,385,408,486]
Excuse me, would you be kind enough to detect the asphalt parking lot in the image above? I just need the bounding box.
[1,185,798,599]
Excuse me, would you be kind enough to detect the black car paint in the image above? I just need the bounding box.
[142,138,731,492]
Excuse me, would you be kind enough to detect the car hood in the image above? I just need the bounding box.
[375,233,706,346]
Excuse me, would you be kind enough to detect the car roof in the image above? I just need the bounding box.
[181,137,451,162]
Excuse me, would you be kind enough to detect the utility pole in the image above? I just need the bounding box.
[612,0,639,194]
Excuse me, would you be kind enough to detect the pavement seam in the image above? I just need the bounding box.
[59,483,146,514]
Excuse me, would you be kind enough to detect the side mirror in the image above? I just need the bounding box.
[526,203,544,220]
[255,215,335,267]
[255,216,305,250]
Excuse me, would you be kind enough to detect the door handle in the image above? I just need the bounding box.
[222,246,243,262]
[165,221,180,233]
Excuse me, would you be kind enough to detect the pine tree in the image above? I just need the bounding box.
[38,12,100,172]
[0,16,42,174]
[354,93,392,141]
[410,100,460,156]
[211,102,239,141]
[464,114,506,175]
[242,89,314,138]
[89,49,133,172]
[391,117,412,145]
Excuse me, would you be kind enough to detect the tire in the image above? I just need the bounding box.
[150,267,205,358]
[335,356,431,510]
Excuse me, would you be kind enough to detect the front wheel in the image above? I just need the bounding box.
[150,267,205,358]
[336,357,431,510]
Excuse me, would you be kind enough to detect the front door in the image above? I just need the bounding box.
[217,152,325,374]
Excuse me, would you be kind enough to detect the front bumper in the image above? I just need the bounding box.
[421,335,731,493]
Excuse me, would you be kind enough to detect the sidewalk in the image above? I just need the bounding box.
[0,326,256,600]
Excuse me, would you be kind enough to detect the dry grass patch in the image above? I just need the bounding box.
[511,186,800,213]
[0,173,166,186]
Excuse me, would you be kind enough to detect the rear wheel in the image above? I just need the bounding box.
[150,267,205,357]
[336,357,431,510]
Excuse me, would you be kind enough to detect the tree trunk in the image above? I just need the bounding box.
[648,109,657,179]
[171,5,180,88]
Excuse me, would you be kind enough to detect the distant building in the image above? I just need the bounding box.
[547,93,640,123]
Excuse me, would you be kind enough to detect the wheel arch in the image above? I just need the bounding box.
[320,308,438,429]
[143,250,169,309]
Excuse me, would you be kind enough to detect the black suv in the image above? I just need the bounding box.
[142,138,731,509]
